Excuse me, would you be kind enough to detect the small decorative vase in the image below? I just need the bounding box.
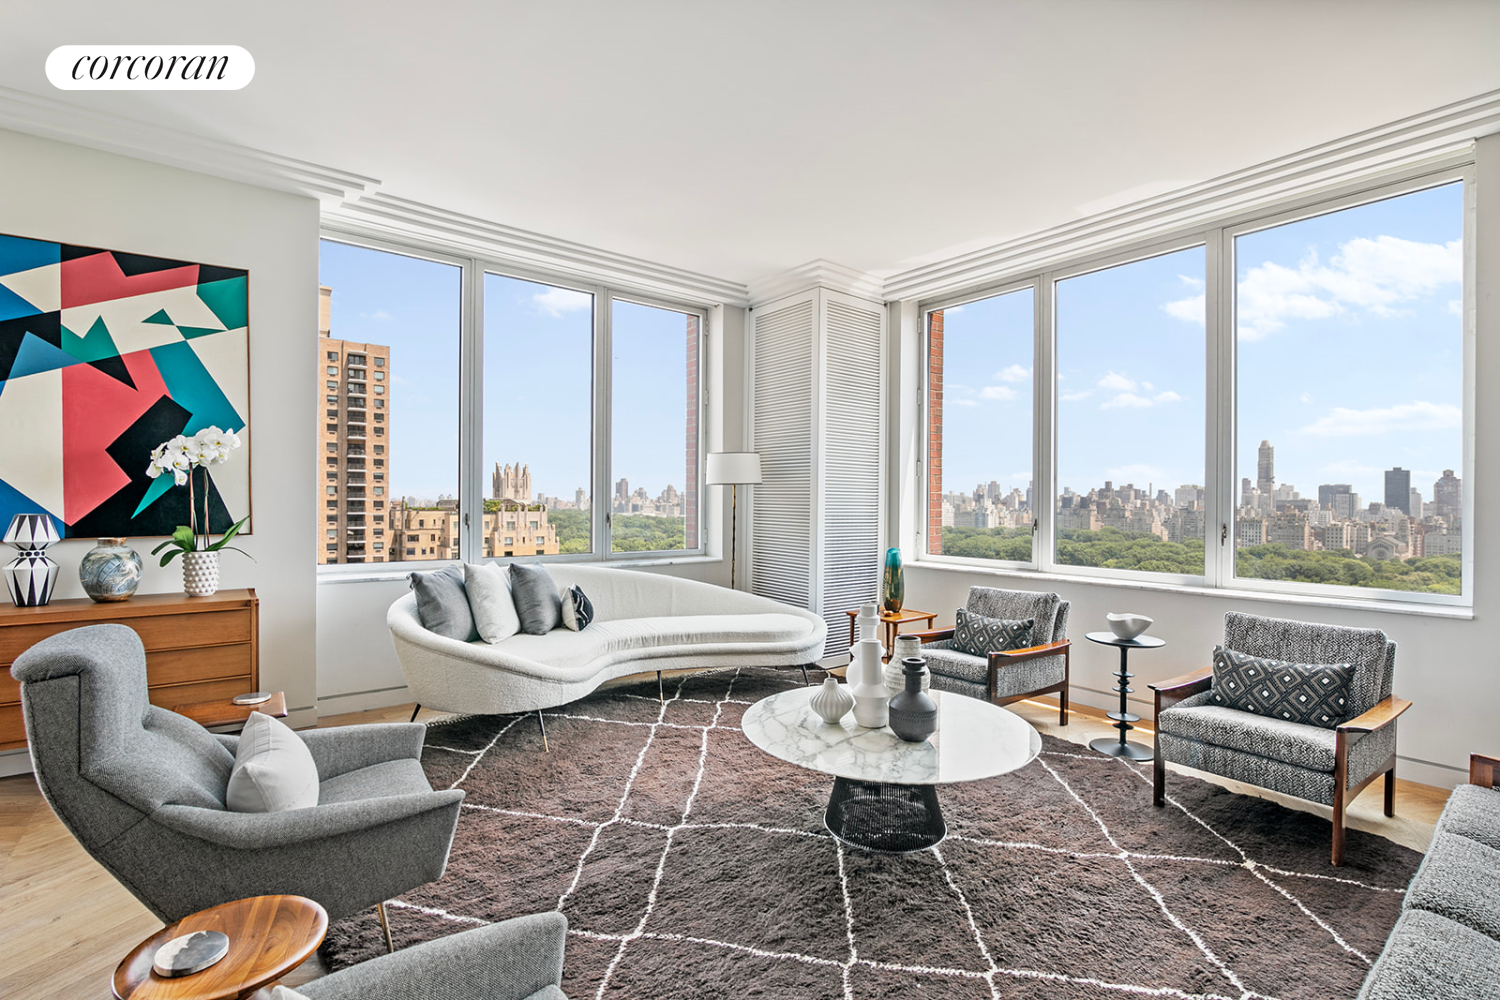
[183,550,220,597]
[849,637,890,729]
[882,547,904,613]
[79,538,143,603]
[810,675,854,725]
[888,656,938,743]
[885,636,931,695]
[4,513,61,607]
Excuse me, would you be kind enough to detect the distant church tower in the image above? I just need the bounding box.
[493,462,532,502]
[1256,440,1275,494]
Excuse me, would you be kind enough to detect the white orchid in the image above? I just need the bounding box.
[144,425,250,566]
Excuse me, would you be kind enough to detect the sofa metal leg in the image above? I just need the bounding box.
[537,710,550,753]
[800,664,810,687]
[1384,768,1396,818]
[409,704,421,723]
[657,671,665,705]
[376,901,395,953]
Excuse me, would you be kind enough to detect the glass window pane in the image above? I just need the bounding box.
[1055,246,1206,575]
[483,274,594,556]
[1234,183,1463,595]
[317,241,460,565]
[927,288,1034,561]
[610,299,700,553]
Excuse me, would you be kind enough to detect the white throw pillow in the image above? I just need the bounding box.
[464,561,521,643]
[225,711,320,813]
[268,988,311,1000]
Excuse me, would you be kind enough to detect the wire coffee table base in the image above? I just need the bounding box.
[824,777,947,853]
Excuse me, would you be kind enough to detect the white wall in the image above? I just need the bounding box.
[313,303,748,714]
[896,133,1500,790]
[0,127,319,771]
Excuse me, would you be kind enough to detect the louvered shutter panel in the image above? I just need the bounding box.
[750,295,815,610]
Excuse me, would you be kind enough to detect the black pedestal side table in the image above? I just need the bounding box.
[1084,631,1165,762]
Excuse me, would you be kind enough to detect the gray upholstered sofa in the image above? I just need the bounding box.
[1357,753,1500,998]
[296,912,569,1000]
[12,623,463,924]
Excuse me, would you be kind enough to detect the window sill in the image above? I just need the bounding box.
[908,559,1474,620]
[317,553,722,586]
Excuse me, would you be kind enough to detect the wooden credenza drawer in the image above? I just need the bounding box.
[0,589,258,753]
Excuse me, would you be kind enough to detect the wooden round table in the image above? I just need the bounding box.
[114,895,328,1000]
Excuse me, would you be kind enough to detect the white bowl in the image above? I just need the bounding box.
[1106,612,1153,640]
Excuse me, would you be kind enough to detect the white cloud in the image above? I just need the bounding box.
[996,364,1031,383]
[359,308,391,321]
[1142,381,1155,391]
[1449,299,1463,315]
[948,398,978,407]
[1298,400,1461,437]
[1237,236,1461,341]
[1163,292,1205,326]
[1102,392,1153,409]
[1097,371,1136,391]
[1153,390,1183,404]
[1059,390,1093,402]
[979,385,1017,401]
[533,287,593,317]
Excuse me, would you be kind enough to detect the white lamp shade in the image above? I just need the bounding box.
[706,452,762,486]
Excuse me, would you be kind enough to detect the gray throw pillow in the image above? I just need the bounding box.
[1209,645,1354,727]
[510,563,562,634]
[409,565,478,642]
[951,608,1034,658]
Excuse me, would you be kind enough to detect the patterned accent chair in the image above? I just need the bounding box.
[911,587,1071,724]
[1150,612,1411,866]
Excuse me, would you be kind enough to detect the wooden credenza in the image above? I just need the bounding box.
[0,588,259,752]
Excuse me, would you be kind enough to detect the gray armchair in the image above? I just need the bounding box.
[1150,612,1410,866]
[912,587,1072,725]
[12,623,464,929]
[299,912,569,1000]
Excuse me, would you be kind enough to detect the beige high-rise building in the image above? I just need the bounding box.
[387,495,560,560]
[319,285,392,564]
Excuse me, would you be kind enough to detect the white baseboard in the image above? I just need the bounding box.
[0,746,32,777]
[316,685,413,717]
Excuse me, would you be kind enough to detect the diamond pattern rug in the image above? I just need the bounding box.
[320,667,1421,1000]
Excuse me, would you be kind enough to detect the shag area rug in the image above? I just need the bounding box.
[322,667,1421,1000]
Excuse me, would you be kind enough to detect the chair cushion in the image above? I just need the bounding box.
[466,562,521,643]
[226,712,320,813]
[1158,701,1339,772]
[951,608,1033,658]
[1356,909,1500,1000]
[1208,645,1354,728]
[510,563,563,635]
[1403,831,1500,941]
[1222,612,1390,717]
[965,588,1062,645]
[409,565,478,642]
[1435,784,1500,852]
[319,758,433,805]
[495,614,814,672]
[920,639,1065,699]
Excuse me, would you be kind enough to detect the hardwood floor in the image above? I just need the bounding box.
[0,688,1450,999]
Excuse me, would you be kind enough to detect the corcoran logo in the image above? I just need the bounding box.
[46,45,254,90]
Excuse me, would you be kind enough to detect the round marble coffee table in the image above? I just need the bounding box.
[741,687,1042,852]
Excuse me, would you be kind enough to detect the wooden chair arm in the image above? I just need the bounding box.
[907,627,955,644]
[1469,753,1500,788]
[1149,666,1213,700]
[988,639,1071,665]
[1337,696,1412,735]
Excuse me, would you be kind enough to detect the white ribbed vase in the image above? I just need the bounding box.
[809,675,854,725]
[182,551,220,597]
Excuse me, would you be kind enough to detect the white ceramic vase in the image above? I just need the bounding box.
[183,550,220,597]
[809,675,854,725]
[885,637,930,695]
[850,637,890,728]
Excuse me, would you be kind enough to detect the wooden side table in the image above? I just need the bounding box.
[114,895,327,1000]
[172,692,287,731]
[845,607,939,662]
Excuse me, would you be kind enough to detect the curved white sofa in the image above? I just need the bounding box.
[388,564,828,716]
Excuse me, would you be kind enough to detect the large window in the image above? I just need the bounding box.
[484,274,594,557]
[317,241,460,565]
[921,173,1470,605]
[925,286,1034,562]
[1055,246,1206,578]
[610,299,700,553]
[317,238,706,568]
[1232,183,1464,595]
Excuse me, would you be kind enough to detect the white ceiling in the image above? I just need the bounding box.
[4,1,1500,286]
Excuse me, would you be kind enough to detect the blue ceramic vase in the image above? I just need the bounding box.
[882,547,904,613]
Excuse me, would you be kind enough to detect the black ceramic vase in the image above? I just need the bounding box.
[888,656,938,742]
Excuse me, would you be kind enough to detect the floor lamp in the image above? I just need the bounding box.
[706,452,761,591]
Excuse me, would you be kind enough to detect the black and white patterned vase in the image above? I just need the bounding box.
[4,513,61,607]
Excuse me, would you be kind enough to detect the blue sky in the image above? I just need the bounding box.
[319,241,694,503]
[938,181,1463,508]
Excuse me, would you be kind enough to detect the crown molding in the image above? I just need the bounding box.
[324,193,750,307]
[746,259,886,308]
[0,86,379,204]
[884,88,1500,303]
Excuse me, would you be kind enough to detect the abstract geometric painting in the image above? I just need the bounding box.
[0,234,250,539]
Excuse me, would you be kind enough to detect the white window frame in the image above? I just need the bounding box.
[917,165,1475,609]
[316,229,708,576]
